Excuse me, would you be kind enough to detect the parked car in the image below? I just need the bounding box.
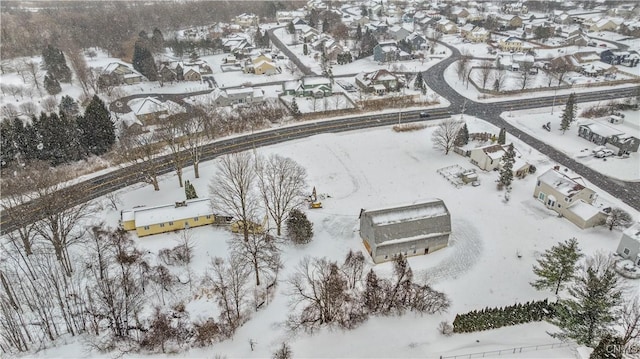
[419,111,430,118]
[591,145,607,154]
[595,149,615,158]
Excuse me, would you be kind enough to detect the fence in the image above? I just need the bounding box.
[439,342,574,359]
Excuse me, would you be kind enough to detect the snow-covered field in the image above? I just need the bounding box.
[33,116,639,358]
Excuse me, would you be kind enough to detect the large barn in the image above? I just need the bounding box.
[359,199,451,263]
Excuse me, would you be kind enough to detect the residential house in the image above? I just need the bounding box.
[131,97,169,123]
[222,36,252,54]
[159,62,183,82]
[497,14,523,29]
[600,50,632,65]
[300,27,320,43]
[469,144,507,171]
[234,13,258,28]
[182,66,202,81]
[465,26,489,43]
[589,18,619,32]
[533,167,606,229]
[373,41,411,62]
[121,198,215,237]
[282,76,332,98]
[244,53,280,75]
[498,36,524,52]
[578,122,640,155]
[359,199,451,263]
[621,52,640,67]
[210,87,264,106]
[100,62,143,86]
[389,25,412,41]
[616,223,640,266]
[450,7,470,22]
[404,32,427,51]
[355,69,404,94]
[565,34,589,47]
[436,19,458,34]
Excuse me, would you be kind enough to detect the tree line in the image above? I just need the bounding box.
[452,299,555,333]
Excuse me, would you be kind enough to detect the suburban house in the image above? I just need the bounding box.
[100,62,144,86]
[403,32,427,51]
[600,50,634,65]
[464,26,490,43]
[497,14,523,29]
[578,122,640,155]
[533,167,607,229]
[373,41,411,63]
[121,198,215,237]
[498,37,524,52]
[131,97,170,123]
[210,87,264,106]
[244,53,280,75]
[616,223,640,267]
[388,25,412,41]
[435,19,458,34]
[565,34,589,47]
[282,76,332,98]
[222,36,253,54]
[355,69,404,94]
[469,144,508,171]
[234,13,258,28]
[359,199,451,263]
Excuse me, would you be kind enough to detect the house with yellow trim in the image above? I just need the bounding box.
[120,198,215,237]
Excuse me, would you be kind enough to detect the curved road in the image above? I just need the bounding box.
[422,41,640,212]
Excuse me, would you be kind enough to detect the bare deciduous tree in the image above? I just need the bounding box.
[492,68,507,92]
[205,257,250,337]
[229,232,281,287]
[209,152,260,242]
[479,61,493,89]
[342,250,365,291]
[41,96,58,113]
[256,154,307,236]
[18,102,37,116]
[519,63,534,90]
[431,118,462,155]
[20,59,43,94]
[157,116,188,187]
[619,295,640,351]
[119,127,163,191]
[180,113,206,178]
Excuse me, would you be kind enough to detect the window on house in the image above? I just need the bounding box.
[169,221,174,225]
[160,223,165,228]
[143,226,150,230]
[538,192,545,201]
[623,248,630,255]
[384,255,388,259]
[206,215,212,219]
[537,180,540,186]
[194,217,199,221]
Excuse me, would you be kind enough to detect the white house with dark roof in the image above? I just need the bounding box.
[617,223,640,267]
[359,199,451,263]
[533,167,606,229]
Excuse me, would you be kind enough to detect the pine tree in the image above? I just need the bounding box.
[497,128,506,145]
[44,73,62,95]
[185,180,198,200]
[551,264,622,346]
[290,98,301,118]
[58,95,80,118]
[0,120,17,168]
[590,334,623,359]
[454,123,469,146]
[151,27,165,53]
[414,72,424,90]
[34,112,83,165]
[363,269,383,312]
[356,24,362,41]
[498,143,515,188]
[303,43,308,55]
[286,209,313,244]
[531,238,583,295]
[42,44,72,83]
[133,34,158,81]
[560,93,577,134]
[78,95,115,156]
[287,21,296,34]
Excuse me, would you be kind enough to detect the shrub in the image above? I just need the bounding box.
[286,209,313,244]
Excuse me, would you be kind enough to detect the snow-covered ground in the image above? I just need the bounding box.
[33,116,639,358]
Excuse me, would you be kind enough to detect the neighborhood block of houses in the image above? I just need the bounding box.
[359,199,452,263]
[533,167,607,229]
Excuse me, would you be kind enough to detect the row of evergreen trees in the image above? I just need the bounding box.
[452,299,555,333]
[0,95,115,167]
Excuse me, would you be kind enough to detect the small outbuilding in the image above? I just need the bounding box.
[359,199,451,263]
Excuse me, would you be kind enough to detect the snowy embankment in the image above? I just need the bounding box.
[33,116,638,358]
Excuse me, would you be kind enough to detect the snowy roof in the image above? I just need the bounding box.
[623,223,640,243]
[226,87,255,96]
[365,199,449,226]
[567,200,602,221]
[579,122,625,138]
[134,198,213,227]
[538,169,588,198]
[131,97,168,116]
[303,77,331,86]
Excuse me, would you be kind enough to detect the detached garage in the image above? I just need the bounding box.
[359,199,451,263]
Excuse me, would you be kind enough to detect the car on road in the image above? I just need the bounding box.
[595,149,615,158]
[419,112,430,118]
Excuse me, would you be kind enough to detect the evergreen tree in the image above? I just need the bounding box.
[58,95,79,118]
[454,123,469,146]
[185,180,198,200]
[286,209,313,244]
[12,117,39,161]
[363,269,383,312]
[0,120,17,168]
[560,93,577,134]
[287,21,296,34]
[590,334,623,359]
[133,34,158,81]
[414,72,424,90]
[34,112,83,165]
[290,98,301,118]
[551,264,622,346]
[497,128,506,145]
[531,238,583,295]
[303,43,308,55]
[322,18,329,33]
[151,27,165,53]
[498,143,515,188]
[42,44,72,83]
[77,95,115,156]
[356,24,362,41]
[44,73,62,95]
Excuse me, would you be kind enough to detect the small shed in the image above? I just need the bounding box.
[359,199,451,263]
